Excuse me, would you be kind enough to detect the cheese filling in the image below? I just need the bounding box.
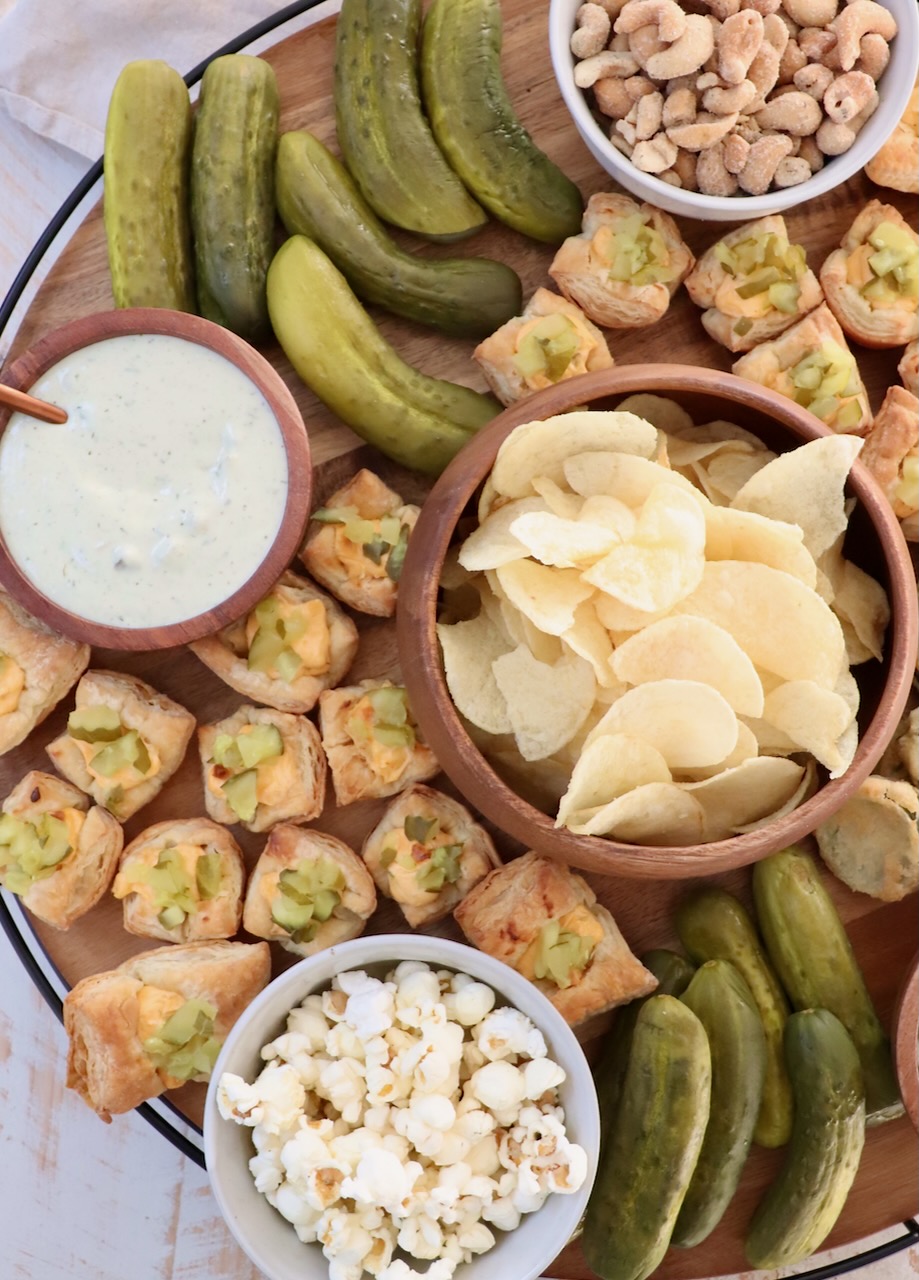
[0,654,25,715]
[245,591,331,682]
[517,906,604,989]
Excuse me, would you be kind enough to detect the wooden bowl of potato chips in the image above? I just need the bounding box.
[397,365,918,879]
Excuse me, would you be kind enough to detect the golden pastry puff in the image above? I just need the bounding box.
[46,670,195,822]
[549,192,694,329]
[732,304,872,435]
[300,469,420,618]
[900,340,919,396]
[243,825,376,957]
[473,288,614,407]
[685,215,824,353]
[820,201,918,349]
[861,385,919,542]
[112,817,246,943]
[199,704,326,834]
[0,592,89,757]
[189,570,359,714]
[64,939,270,1121]
[455,851,657,1026]
[865,80,918,195]
[318,679,438,807]
[0,770,122,929]
[361,784,501,928]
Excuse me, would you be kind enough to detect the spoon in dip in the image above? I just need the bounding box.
[0,382,68,424]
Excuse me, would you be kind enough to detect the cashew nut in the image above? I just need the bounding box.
[816,118,856,153]
[609,30,633,51]
[632,133,680,170]
[696,138,741,193]
[616,116,639,145]
[571,4,613,59]
[856,31,890,79]
[849,85,879,132]
[798,134,825,170]
[742,0,782,14]
[746,41,782,108]
[703,0,742,19]
[773,155,813,185]
[658,168,683,185]
[794,61,836,98]
[734,113,763,142]
[778,38,809,83]
[755,90,823,133]
[596,0,631,16]
[646,15,717,79]
[738,131,794,192]
[823,69,876,122]
[666,110,740,149]
[718,10,765,83]
[672,148,699,189]
[697,71,723,89]
[628,24,669,67]
[594,77,635,117]
[797,26,837,61]
[782,0,838,25]
[663,84,699,126]
[704,78,758,112]
[763,12,791,53]
[614,0,688,42]
[575,50,641,86]
[831,0,898,71]
[633,89,666,137]
[625,74,658,99]
[610,131,635,158]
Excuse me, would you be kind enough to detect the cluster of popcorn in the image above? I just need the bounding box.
[217,963,587,1280]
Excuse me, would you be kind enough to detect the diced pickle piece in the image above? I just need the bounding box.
[212,733,244,770]
[158,904,187,930]
[222,770,259,822]
[533,919,596,989]
[195,850,222,900]
[247,623,287,674]
[600,212,671,287]
[237,724,283,769]
[68,705,123,743]
[91,729,151,778]
[416,843,463,893]
[143,997,221,1081]
[0,813,74,893]
[768,282,800,314]
[386,524,410,584]
[836,399,864,430]
[271,857,344,940]
[404,814,437,843]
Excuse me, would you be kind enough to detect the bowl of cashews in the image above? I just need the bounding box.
[549,0,919,220]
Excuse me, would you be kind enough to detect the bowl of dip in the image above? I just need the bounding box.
[0,308,311,649]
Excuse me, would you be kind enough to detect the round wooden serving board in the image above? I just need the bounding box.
[2,4,917,1279]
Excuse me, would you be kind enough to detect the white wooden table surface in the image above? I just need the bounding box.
[0,3,916,1277]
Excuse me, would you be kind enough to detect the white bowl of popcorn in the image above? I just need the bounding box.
[548,0,919,221]
[204,934,600,1280]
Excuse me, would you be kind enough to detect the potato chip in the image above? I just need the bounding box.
[490,411,658,499]
[563,451,698,504]
[677,419,773,450]
[610,616,765,717]
[703,448,773,504]
[831,718,859,780]
[704,507,817,589]
[586,678,739,769]
[834,666,860,719]
[569,782,706,844]
[763,680,853,773]
[562,601,618,687]
[741,714,799,756]
[578,495,637,541]
[677,720,759,781]
[531,475,582,520]
[508,511,620,568]
[458,496,551,572]
[674,561,846,688]
[679,757,806,842]
[495,559,594,637]
[437,612,513,735]
[615,394,694,434]
[823,554,890,663]
[492,644,596,761]
[732,435,863,561]
[733,758,818,833]
[665,436,738,468]
[477,474,501,522]
[595,593,671,633]
[557,732,672,827]
[485,572,564,663]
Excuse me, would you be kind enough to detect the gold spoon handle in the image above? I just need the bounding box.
[0,383,68,425]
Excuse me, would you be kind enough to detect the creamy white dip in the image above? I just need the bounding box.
[0,333,289,628]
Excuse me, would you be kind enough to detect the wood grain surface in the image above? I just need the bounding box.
[1,4,917,1280]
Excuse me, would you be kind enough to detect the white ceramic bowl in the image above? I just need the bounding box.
[204,934,600,1280]
[548,0,919,221]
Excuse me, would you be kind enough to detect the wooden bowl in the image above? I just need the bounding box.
[397,365,919,879]
[0,308,311,650]
[894,950,919,1131]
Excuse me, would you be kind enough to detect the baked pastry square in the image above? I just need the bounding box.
[455,851,657,1025]
[900,340,919,396]
[0,770,122,930]
[300,469,420,618]
[112,817,246,943]
[549,192,694,329]
[732,304,871,434]
[361,784,501,928]
[685,215,823,353]
[861,385,919,542]
[64,939,270,1121]
[865,80,918,194]
[318,679,438,807]
[46,670,195,822]
[820,201,918,349]
[188,570,359,714]
[199,704,326,834]
[0,591,89,757]
[242,824,376,957]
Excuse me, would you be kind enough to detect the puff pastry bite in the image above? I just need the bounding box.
[732,304,871,434]
[300,469,420,618]
[188,571,359,714]
[46,671,195,822]
[861,385,919,541]
[473,288,614,407]
[900,340,918,396]
[199,704,325,833]
[455,852,657,1025]
[549,193,694,329]
[361,784,500,928]
[242,824,375,957]
[685,216,824,353]
[865,80,918,194]
[820,202,918,349]
[0,593,89,757]
[112,818,245,943]
[318,679,438,807]
[0,770,122,929]
[64,939,270,1121]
